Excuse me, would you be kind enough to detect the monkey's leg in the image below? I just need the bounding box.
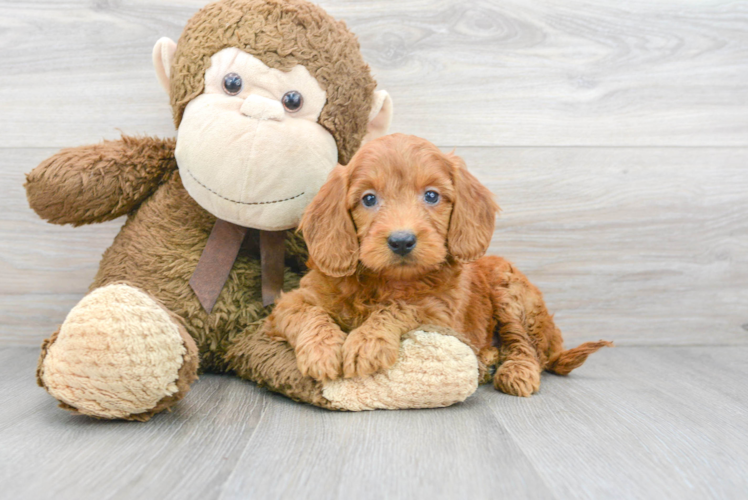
[226,324,480,411]
[226,322,333,408]
[37,284,198,421]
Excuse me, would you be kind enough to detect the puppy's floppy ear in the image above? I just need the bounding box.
[446,154,500,262]
[299,165,359,277]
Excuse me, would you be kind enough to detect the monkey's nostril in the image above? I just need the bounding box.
[387,231,417,256]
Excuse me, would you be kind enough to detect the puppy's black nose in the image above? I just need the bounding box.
[387,231,417,256]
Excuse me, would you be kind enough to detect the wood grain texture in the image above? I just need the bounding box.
[0,148,124,344]
[4,147,746,346]
[465,146,748,347]
[219,392,552,500]
[0,348,268,500]
[1,345,746,499]
[0,0,746,147]
[2,1,746,497]
[481,346,748,499]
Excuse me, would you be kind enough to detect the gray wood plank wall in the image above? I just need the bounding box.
[1,0,746,347]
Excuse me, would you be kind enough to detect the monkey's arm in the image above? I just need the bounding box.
[25,135,176,226]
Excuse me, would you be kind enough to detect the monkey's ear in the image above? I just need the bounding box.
[298,165,359,277]
[152,37,178,94]
[362,90,394,144]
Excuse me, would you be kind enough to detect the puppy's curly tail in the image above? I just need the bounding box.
[546,340,613,375]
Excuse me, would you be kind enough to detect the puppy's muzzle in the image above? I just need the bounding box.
[387,231,417,256]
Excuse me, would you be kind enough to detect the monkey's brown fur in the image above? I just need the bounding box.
[26,0,379,419]
[267,134,612,396]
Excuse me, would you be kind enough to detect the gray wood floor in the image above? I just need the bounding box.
[1,345,746,500]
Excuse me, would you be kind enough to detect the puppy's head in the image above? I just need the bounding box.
[299,134,499,278]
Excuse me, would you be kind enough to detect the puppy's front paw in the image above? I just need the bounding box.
[494,359,541,397]
[343,331,400,378]
[343,332,399,379]
[296,334,345,382]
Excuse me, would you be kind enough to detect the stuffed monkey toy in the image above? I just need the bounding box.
[25,0,481,421]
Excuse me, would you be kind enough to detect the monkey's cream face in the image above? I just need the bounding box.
[175,47,338,230]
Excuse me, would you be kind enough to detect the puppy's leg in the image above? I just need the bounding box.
[490,261,611,395]
[477,257,545,397]
[493,318,542,397]
[267,291,347,382]
[343,305,420,378]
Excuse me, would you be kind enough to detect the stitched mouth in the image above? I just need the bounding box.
[185,168,304,206]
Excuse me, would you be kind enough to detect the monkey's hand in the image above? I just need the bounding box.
[25,135,176,226]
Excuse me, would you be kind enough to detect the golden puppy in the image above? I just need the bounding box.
[265,133,611,396]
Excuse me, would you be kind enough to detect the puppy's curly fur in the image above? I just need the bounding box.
[266,134,611,396]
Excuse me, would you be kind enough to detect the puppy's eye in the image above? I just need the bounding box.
[222,73,243,95]
[424,190,440,204]
[282,91,303,112]
[362,193,378,207]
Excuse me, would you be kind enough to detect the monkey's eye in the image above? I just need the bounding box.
[362,193,378,208]
[222,73,243,95]
[282,91,304,112]
[424,190,440,204]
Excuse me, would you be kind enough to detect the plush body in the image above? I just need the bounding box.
[268,134,612,396]
[27,0,480,421]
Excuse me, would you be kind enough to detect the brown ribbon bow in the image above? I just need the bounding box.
[189,219,286,313]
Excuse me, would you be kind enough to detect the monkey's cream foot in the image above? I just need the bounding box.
[322,329,479,410]
[37,284,199,421]
[493,358,541,397]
